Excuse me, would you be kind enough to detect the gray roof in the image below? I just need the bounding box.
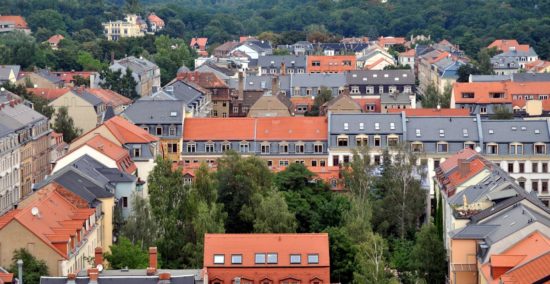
[139,90,177,101]
[452,224,499,239]
[469,74,511,82]
[481,120,550,143]
[113,56,158,75]
[494,47,538,58]
[0,121,14,137]
[448,170,519,206]
[122,100,184,124]
[0,91,46,128]
[73,90,103,106]
[48,169,114,203]
[239,40,272,52]
[346,70,415,85]
[406,116,479,141]
[228,75,273,91]
[491,56,520,69]
[257,55,306,68]
[511,73,550,82]
[319,42,369,53]
[283,73,347,89]
[41,273,197,284]
[380,93,412,104]
[72,155,136,184]
[0,65,20,81]
[197,61,236,77]
[330,113,403,134]
[36,69,64,84]
[162,80,204,106]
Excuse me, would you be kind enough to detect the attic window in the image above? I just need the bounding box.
[374,123,380,130]
[535,129,540,134]
[511,126,517,131]
[521,126,527,131]
[352,74,357,78]
[394,77,399,81]
[463,129,468,137]
[362,77,367,81]
[344,123,349,130]
[270,61,275,64]
[403,74,408,77]
[489,129,494,134]
[359,122,364,130]
[439,129,445,137]
[416,129,421,137]
[390,123,395,130]
[373,74,378,78]
[170,112,177,117]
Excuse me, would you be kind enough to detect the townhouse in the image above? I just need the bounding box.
[0,124,20,214]
[109,56,161,97]
[122,100,185,162]
[147,12,165,32]
[417,41,467,94]
[175,72,231,118]
[17,69,64,89]
[157,76,211,117]
[204,233,330,284]
[181,117,328,168]
[0,183,104,276]
[190,37,208,57]
[357,44,396,70]
[491,48,539,75]
[230,39,273,59]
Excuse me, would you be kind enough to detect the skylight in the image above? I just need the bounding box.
[375,123,380,130]
[416,129,421,137]
[390,123,395,130]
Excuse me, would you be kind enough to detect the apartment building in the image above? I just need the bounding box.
[109,56,161,97]
[307,55,356,73]
[0,124,20,214]
[102,14,145,41]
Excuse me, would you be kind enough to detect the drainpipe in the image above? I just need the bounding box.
[17,259,23,284]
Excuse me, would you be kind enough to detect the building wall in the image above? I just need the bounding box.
[19,142,33,197]
[0,134,20,214]
[307,56,357,73]
[49,92,100,133]
[206,267,330,284]
[98,197,114,254]
[68,127,122,151]
[248,97,291,117]
[102,21,143,41]
[114,182,136,219]
[449,239,478,284]
[160,138,182,162]
[31,134,50,185]
[52,146,118,173]
[16,74,61,89]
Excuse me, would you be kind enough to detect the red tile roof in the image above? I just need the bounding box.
[147,13,164,26]
[240,36,257,43]
[79,135,137,174]
[204,233,330,267]
[354,98,380,112]
[377,36,406,46]
[49,71,96,85]
[0,184,95,259]
[439,148,479,174]
[307,55,356,73]
[488,40,530,53]
[454,81,550,108]
[86,88,132,107]
[190,38,208,49]
[399,49,416,57]
[27,88,70,100]
[176,72,228,89]
[387,108,471,116]
[365,57,394,70]
[0,15,28,29]
[103,116,159,144]
[47,34,64,45]
[447,158,487,187]
[183,117,328,141]
[0,272,14,283]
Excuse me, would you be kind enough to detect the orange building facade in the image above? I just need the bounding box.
[204,234,330,284]
[306,56,356,73]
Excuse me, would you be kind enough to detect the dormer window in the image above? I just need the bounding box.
[411,142,423,153]
[350,86,360,94]
[509,143,523,155]
[261,143,270,154]
[390,123,395,130]
[437,142,448,153]
[337,135,348,147]
[169,126,176,136]
[535,143,546,155]
[156,126,163,135]
[205,143,215,153]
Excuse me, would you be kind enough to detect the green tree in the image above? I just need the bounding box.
[1,83,54,118]
[104,237,149,269]
[306,87,333,116]
[152,35,195,85]
[77,51,106,71]
[242,189,297,233]
[121,194,158,250]
[435,193,444,240]
[410,224,447,284]
[421,83,441,108]
[491,105,514,119]
[327,227,356,284]
[52,106,82,143]
[100,68,138,99]
[72,75,90,87]
[124,0,141,14]
[27,9,67,34]
[9,248,49,284]
[353,233,398,284]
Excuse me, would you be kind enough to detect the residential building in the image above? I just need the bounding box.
[190,37,208,57]
[282,73,347,97]
[0,123,20,214]
[176,72,231,118]
[53,134,137,175]
[387,108,470,117]
[524,59,550,73]
[109,56,161,97]
[214,41,241,58]
[86,88,132,115]
[307,55,356,73]
[248,91,293,117]
[357,44,396,70]
[345,70,416,96]
[195,61,238,83]
[257,55,307,75]
[0,90,50,199]
[320,94,362,115]
[398,49,415,67]
[16,69,64,89]
[230,40,273,59]
[487,39,531,53]
[376,36,406,49]
[27,88,70,101]
[69,116,159,196]
[0,184,104,276]
[0,15,30,34]
[122,100,185,161]
[418,48,467,94]
[147,12,164,32]
[276,41,314,56]
[203,233,330,284]
[143,78,210,117]
[102,14,145,41]
[340,37,370,44]
[49,88,107,133]
[41,247,201,284]
[49,132,67,171]
[317,42,370,56]
[491,48,539,75]
[0,65,20,84]
[182,117,329,168]
[49,71,100,88]
[46,34,64,50]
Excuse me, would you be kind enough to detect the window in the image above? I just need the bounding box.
[156,127,163,135]
[133,148,141,157]
[185,143,195,153]
[311,160,318,167]
[231,254,242,264]
[533,163,539,173]
[314,144,323,153]
[366,86,374,94]
[535,144,546,155]
[337,136,348,147]
[437,142,448,153]
[212,110,219,116]
[279,160,289,166]
[464,142,475,150]
[486,144,498,155]
[169,127,176,136]
[350,86,360,94]
[267,253,278,264]
[490,92,505,99]
[280,144,289,153]
[374,136,381,147]
[240,142,249,153]
[214,255,225,264]
[542,180,548,193]
[261,144,270,154]
[411,142,423,153]
[344,123,349,130]
[388,136,399,147]
[519,163,525,173]
[312,61,321,66]
[222,143,231,152]
[543,163,548,173]
[205,143,215,153]
[295,144,304,153]
[142,126,149,132]
[480,106,487,114]
[532,181,539,193]
[320,160,326,167]
[508,163,514,173]
[510,143,523,155]
[356,136,368,147]
[374,123,380,130]
[462,92,475,98]
[343,155,350,164]
[121,196,128,208]
[307,254,319,264]
[343,60,352,66]
[366,104,375,111]
[255,253,266,264]
[233,106,239,113]
[290,254,301,264]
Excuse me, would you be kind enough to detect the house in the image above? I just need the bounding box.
[156,77,210,117]
[102,14,145,41]
[418,48,467,94]
[320,94,362,115]
[0,90,51,200]
[398,49,415,67]
[0,121,20,214]
[27,88,70,101]
[0,183,104,276]
[317,43,370,56]
[86,88,132,114]
[524,59,550,73]
[176,72,231,118]
[213,41,241,58]
[190,37,208,57]
[282,73,347,97]
[488,39,531,53]
[357,44,396,70]
[203,233,330,284]
[276,41,315,56]
[340,37,370,44]
[194,61,238,83]
[257,55,307,75]
[49,88,107,133]
[147,12,164,32]
[46,34,64,50]
[110,56,161,97]
[182,117,329,168]
[41,246,201,284]
[0,15,30,34]
[68,116,160,196]
[230,40,273,59]
[0,65,20,84]
[491,48,539,75]
[16,69,64,89]
[122,100,185,162]
[376,36,406,49]
[248,91,293,117]
[307,55,356,73]
[387,108,470,117]
[345,70,415,96]
[380,92,415,112]
[49,71,100,88]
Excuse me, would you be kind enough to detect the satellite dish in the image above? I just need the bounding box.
[475,146,482,153]
[96,264,104,272]
[31,207,40,216]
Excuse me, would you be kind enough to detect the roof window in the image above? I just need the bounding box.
[390,122,395,130]
[374,123,380,130]
[416,129,421,137]
[359,122,364,130]
[170,112,177,117]
[439,129,445,137]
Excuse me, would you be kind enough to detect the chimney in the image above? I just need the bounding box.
[147,247,158,275]
[67,273,77,284]
[281,62,286,76]
[271,75,279,96]
[238,71,244,100]
[458,159,470,178]
[88,269,99,284]
[94,247,103,267]
[158,272,171,284]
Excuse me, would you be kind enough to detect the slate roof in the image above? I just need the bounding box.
[257,55,307,68]
[228,75,273,91]
[380,93,412,104]
[330,113,403,134]
[0,65,20,82]
[481,120,550,143]
[283,73,347,88]
[45,169,114,203]
[318,42,370,53]
[511,73,550,82]
[240,39,272,51]
[122,100,184,124]
[406,116,479,141]
[40,274,196,284]
[346,70,415,85]
[72,155,136,185]
[72,89,104,106]
[469,75,511,82]
[35,69,64,84]
[113,56,158,75]
[162,79,205,106]
[0,92,47,127]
